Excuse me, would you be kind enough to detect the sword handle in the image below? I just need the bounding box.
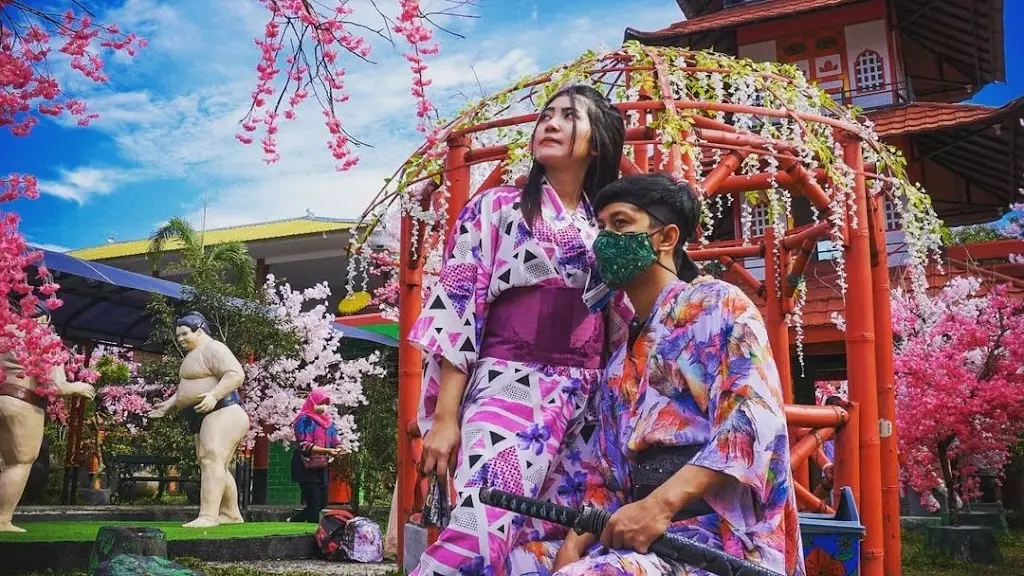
[479,487,782,576]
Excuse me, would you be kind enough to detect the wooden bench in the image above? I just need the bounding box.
[108,455,196,503]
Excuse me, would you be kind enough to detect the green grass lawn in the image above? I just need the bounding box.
[0,521,315,543]
[903,529,1024,576]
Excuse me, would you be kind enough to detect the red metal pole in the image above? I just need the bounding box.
[446,136,471,237]
[842,138,885,576]
[796,482,836,515]
[396,185,436,567]
[870,194,902,576]
[790,427,837,469]
[785,404,849,429]
[718,256,765,298]
[397,212,422,569]
[762,228,794,405]
[835,400,861,512]
[688,244,764,261]
[702,151,744,196]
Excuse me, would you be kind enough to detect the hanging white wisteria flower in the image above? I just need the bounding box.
[349,42,946,357]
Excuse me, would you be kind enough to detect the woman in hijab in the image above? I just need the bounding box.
[289,388,343,523]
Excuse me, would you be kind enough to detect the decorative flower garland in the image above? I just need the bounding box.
[349,44,946,357]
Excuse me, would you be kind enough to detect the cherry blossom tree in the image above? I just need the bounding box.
[242,274,385,453]
[0,1,142,390]
[892,276,1024,524]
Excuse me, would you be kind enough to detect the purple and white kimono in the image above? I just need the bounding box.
[408,182,629,576]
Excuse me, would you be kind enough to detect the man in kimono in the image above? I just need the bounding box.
[553,173,805,576]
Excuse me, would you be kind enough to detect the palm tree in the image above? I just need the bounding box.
[147,217,255,296]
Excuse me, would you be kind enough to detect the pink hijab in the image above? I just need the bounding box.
[295,387,333,428]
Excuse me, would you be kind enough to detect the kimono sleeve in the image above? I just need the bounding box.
[687,285,787,498]
[408,193,495,434]
[579,383,627,513]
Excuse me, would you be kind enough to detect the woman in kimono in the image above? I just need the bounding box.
[408,85,628,576]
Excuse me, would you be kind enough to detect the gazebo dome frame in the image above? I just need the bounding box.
[356,42,947,576]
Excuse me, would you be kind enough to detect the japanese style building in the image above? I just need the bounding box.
[627,0,1024,401]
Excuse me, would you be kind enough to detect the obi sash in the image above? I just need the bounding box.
[631,445,715,521]
[480,286,605,370]
[0,382,47,409]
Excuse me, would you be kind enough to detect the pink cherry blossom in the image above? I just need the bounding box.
[893,278,1024,521]
[0,2,135,404]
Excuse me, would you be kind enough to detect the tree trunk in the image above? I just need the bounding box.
[89,526,168,574]
[1008,452,1024,522]
[938,438,960,525]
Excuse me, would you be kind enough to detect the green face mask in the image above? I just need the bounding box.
[593,229,662,289]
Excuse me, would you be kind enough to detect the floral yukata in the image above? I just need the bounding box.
[409,183,629,576]
[557,278,805,576]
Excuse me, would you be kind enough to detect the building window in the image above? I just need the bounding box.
[854,50,885,92]
[885,198,901,231]
[750,204,768,237]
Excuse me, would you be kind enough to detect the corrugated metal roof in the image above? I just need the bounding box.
[68,216,357,261]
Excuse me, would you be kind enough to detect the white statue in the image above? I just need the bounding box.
[0,311,96,533]
[149,311,250,528]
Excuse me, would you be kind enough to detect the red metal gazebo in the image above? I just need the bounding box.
[359,44,943,576]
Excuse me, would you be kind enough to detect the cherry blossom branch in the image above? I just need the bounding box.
[240,0,472,170]
[0,0,140,390]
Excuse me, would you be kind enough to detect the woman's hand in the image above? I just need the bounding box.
[420,417,461,479]
[553,532,594,572]
[599,496,673,554]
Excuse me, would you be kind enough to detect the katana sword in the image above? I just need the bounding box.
[478,487,783,576]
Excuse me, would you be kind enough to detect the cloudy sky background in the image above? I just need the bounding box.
[3,0,1021,252]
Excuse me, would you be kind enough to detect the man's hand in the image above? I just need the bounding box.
[599,496,673,554]
[70,382,96,399]
[420,418,461,479]
[193,392,219,414]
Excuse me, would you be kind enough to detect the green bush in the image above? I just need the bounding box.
[352,348,398,508]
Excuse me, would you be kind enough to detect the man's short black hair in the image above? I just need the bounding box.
[593,172,700,242]
[593,172,702,281]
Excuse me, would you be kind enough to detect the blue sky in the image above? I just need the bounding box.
[3,0,1022,252]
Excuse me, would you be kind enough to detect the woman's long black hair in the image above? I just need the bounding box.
[519,85,625,226]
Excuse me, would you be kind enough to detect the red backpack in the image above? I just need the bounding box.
[315,509,355,560]
[315,509,384,562]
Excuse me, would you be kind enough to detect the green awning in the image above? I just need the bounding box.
[359,322,399,340]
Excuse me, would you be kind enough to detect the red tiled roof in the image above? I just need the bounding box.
[626,0,858,40]
[867,103,1007,137]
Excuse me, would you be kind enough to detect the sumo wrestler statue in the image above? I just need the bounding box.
[149,311,250,528]
[0,308,96,533]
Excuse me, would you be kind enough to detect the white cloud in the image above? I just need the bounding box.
[38,167,139,204]
[57,0,682,235]
[31,243,72,253]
